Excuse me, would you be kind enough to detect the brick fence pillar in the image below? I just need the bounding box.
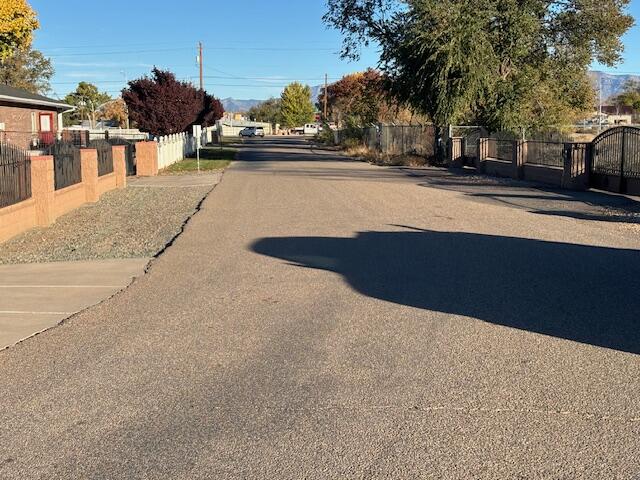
[136,141,158,177]
[475,138,488,173]
[81,148,99,203]
[562,142,591,190]
[30,155,55,226]
[448,137,464,168]
[112,145,127,189]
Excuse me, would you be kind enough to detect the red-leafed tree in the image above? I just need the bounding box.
[197,92,224,127]
[122,68,224,136]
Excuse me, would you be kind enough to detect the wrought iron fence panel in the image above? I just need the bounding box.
[0,141,32,208]
[525,141,564,168]
[451,126,488,159]
[486,139,513,162]
[568,143,590,178]
[90,139,114,177]
[45,141,82,190]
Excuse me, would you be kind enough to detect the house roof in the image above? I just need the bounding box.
[0,84,73,111]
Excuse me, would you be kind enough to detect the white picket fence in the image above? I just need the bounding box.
[155,132,196,170]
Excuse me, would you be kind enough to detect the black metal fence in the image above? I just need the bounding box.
[486,138,513,162]
[0,141,32,208]
[451,126,488,159]
[525,141,565,168]
[44,142,83,191]
[89,140,114,176]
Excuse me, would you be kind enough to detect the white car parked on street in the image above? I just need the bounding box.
[239,127,265,138]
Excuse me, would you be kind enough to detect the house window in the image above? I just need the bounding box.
[39,113,53,132]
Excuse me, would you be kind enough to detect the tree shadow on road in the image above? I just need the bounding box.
[252,228,640,354]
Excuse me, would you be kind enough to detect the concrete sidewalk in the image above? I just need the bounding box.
[0,258,149,349]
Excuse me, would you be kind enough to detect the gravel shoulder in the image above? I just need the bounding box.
[0,173,222,264]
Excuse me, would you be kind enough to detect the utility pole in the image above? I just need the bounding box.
[598,75,603,133]
[323,73,328,122]
[121,70,130,129]
[198,42,204,91]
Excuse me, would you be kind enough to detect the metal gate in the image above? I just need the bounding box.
[107,137,137,176]
[591,126,640,194]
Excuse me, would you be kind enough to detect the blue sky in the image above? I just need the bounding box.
[30,0,380,101]
[30,0,640,101]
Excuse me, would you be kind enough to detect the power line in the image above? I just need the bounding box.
[44,47,193,58]
[49,75,339,86]
[43,46,338,58]
[38,41,195,52]
[39,40,338,51]
[201,75,338,81]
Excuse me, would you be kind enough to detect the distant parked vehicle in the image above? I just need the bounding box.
[304,123,320,135]
[239,127,265,138]
[291,127,305,135]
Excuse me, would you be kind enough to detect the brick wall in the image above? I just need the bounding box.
[0,146,127,244]
[0,102,61,149]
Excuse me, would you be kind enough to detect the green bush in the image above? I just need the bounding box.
[317,124,335,145]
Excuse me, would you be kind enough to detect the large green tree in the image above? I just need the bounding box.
[248,97,282,125]
[0,47,53,94]
[63,82,112,127]
[279,82,315,127]
[324,0,633,132]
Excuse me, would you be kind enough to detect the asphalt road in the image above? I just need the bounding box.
[1,137,639,479]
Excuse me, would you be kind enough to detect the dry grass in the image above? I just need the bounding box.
[343,145,429,168]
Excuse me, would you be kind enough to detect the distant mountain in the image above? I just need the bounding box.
[310,85,323,104]
[221,98,262,113]
[589,71,640,102]
[223,74,640,112]
[221,85,324,113]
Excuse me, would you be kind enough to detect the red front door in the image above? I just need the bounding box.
[38,113,54,145]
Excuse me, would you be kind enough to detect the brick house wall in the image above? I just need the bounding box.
[0,101,62,150]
